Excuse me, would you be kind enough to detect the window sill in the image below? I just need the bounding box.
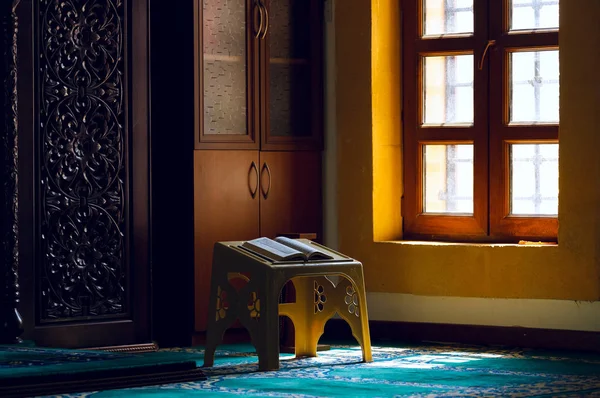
[377,240,558,248]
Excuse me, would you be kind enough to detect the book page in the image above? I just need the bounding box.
[241,237,305,261]
[274,237,333,260]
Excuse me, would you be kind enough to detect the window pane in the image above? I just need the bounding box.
[510,144,558,215]
[510,50,559,123]
[423,55,474,125]
[510,0,559,31]
[424,145,473,214]
[424,0,473,36]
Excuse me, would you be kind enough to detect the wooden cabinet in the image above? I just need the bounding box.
[258,151,322,239]
[194,0,323,151]
[193,150,321,332]
[193,151,260,332]
[192,0,324,335]
[259,0,323,151]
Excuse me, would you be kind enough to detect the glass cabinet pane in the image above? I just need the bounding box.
[269,0,310,59]
[268,0,314,138]
[203,0,248,136]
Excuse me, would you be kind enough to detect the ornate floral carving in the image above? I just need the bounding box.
[313,280,326,314]
[0,1,24,342]
[247,291,260,320]
[344,285,360,318]
[215,286,229,321]
[39,0,126,320]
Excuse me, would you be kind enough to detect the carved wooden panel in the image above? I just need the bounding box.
[0,1,24,343]
[38,0,127,321]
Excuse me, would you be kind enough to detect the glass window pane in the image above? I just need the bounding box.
[423,54,474,125]
[540,5,560,29]
[510,0,559,31]
[510,144,558,216]
[510,50,559,123]
[424,145,473,214]
[424,0,473,36]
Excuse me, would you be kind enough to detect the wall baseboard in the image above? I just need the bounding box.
[323,319,600,353]
[366,293,600,332]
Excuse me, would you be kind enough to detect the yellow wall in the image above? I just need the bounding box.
[336,0,600,301]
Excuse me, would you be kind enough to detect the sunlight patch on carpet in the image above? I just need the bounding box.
[41,343,600,397]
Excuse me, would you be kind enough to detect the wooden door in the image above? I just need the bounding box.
[17,0,152,348]
[194,0,260,150]
[258,151,322,239]
[260,0,323,151]
[194,150,260,331]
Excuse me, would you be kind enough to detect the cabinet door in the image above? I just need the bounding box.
[260,0,323,151]
[258,151,322,239]
[194,150,260,331]
[195,0,259,149]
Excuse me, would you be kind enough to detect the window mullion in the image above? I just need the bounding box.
[472,0,490,236]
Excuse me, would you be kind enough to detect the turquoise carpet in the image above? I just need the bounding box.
[0,345,199,379]
[0,344,205,397]
[41,342,600,397]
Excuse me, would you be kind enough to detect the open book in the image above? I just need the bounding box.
[240,236,334,262]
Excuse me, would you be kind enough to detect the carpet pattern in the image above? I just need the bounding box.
[42,343,600,397]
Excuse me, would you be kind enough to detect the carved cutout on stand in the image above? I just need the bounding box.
[215,286,229,321]
[345,285,360,317]
[247,291,260,320]
[313,280,326,314]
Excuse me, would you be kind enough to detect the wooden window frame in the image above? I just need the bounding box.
[402,0,559,242]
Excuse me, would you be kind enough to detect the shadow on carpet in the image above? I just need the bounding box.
[41,342,600,397]
[0,344,206,398]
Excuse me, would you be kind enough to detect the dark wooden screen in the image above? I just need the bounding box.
[0,0,23,344]
[17,0,151,348]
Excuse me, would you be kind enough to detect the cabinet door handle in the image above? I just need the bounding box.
[260,162,271,199]
[254,1,264,39]
[248,161,259,198]
[260,1,269,39]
